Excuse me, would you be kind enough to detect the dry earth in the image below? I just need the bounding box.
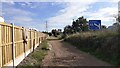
[42,40,112,66]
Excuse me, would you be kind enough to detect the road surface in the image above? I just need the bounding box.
[42,39,112,66]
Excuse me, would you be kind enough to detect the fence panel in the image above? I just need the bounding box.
[0,22,47,67]
[1,24,13,66]
[14,27,24,58]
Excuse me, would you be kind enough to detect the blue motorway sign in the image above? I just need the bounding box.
[89,20,101,30]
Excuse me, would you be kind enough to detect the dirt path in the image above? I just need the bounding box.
[42,40,112,66]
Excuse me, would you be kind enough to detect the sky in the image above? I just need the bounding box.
[0,0,119,32]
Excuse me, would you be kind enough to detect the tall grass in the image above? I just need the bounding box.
[17,40,49,68]
[64,30,119,66]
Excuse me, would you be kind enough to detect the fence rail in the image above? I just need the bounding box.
[0,22,47,67]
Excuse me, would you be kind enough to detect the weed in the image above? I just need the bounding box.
[64,30,119,66]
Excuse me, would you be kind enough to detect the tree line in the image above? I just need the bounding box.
[48,16,109,37]
[63,16,106,35]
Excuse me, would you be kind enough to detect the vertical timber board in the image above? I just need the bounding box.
[4,26,6,64]
[0,25,2,67]
[12,23,15,68]
[34,31,35,45]
[30,29,32,49]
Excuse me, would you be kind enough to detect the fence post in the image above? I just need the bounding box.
[0,25,2,68]
[11,23,15,68]
[30,29,32,52]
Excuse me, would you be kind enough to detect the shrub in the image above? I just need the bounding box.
[64,30,119,66]
[41,40,49,50]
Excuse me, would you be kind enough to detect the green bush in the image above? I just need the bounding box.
[17,40,49,67]
[31,50,47,61]
[64,30,119,66]
[31,40,48,65]
[41,40,49,50]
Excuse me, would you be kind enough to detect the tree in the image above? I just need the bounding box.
[51,29,62,37]
[58,29,62,33]
[48,32,52,36]
[72,16,88,32]
[72,19,81,33]
[63,16,89,36]
[51,29,57,37]
[118,11,120,23]
[101,25,107,29]
[64,25,73,35]
[116,17,120,59]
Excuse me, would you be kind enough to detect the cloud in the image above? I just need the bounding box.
[3,6,35,17]
[2,2,48,31]
[9,1,15,4]
[16,2,36,9]
[2,1,119,31]
[19,3,26,6]
[2,1,15,5]
[47,1,98,29]
[87,7,118,26]
[1,0,119,2]
[20,2,33,8]
[13,16,33,22]
[47,1,118,31]
[0,3,2,16]
[3,8,47,31]
[5,16,46,31]
[2,4,37,27]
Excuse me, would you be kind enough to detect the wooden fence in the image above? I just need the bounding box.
[0,22,47,67]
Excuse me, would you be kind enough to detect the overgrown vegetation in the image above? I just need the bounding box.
[64,30,119,66]
[31,50,47,65]
[40,40,49,50]
[17,40,49,67]
[63,16,107,36]
[31,40,48,63]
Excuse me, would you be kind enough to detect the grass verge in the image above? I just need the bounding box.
[17,40,49,67]
[64,30,119,66]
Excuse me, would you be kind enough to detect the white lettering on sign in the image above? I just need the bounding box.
[94,23,100,29]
